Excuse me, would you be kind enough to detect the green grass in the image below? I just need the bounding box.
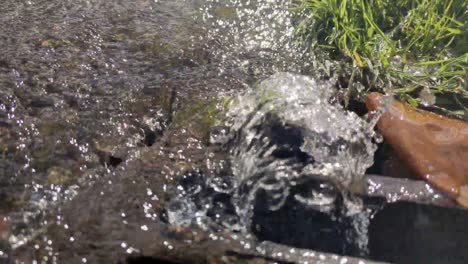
[294,0,467,118]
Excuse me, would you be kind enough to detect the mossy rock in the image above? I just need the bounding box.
[38,122,67,136]
[47,166,72,186]
[173,97,231,143]
[213,6,237,19]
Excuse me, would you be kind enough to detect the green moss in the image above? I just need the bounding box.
[173,97,231,143]
[259,90,280,105]
[213,6,237,19]
[38,122,67,136]
[47,166,72,186]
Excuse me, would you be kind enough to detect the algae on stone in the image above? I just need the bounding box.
[173,98,230,143]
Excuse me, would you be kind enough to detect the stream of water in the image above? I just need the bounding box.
[0,0,448,263]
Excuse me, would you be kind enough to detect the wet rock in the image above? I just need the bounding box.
[0,127,18,157]
[10,110,222,262]
[93,138,126,166]
[37,122,65,137]
[366,92,468,207]
[368,200,468,264]
[365,175,455,207]
[172,98,226,144]
[251,178,369,257]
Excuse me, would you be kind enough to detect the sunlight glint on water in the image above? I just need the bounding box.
[1,0,394,261]
[200,0,309,81]
[168,73,380,255]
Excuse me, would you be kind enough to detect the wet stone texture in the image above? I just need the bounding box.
[1,0,468,263]
[0,0,242,261]
[0,0,312,262]
[10,131,218,262]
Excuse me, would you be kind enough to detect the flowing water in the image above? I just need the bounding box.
[0,0,453,263]
[166,72,380,255]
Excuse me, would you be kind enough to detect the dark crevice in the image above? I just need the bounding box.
[124,256,182,264]
[165,84,177,125]
[365,142,388,175]
[249,113,314,165]
[365,142,415,179]
[345,98,368,117]
[142,127,158,147]
[106,155,123,167]
[225,251,294,264]
[139,83,177,148]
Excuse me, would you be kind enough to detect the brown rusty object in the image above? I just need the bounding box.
[0,216,9,240]
[366,92,468,207]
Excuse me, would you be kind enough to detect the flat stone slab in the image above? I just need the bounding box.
[365,174,456,207]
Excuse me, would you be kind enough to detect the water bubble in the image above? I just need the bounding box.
[419,87,436,107]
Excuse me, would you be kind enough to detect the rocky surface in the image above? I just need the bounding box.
[366,92,468,207]
[0,0,241,261]
[1,0,467,263]
[0,0,310,262]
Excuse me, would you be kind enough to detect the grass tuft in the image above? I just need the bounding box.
[294,0,467,118]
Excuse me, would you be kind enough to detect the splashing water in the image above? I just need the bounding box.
[199,0,311,83]
[1,0,405,262]
[168,73,379,254]
[228,74,379,253]
[228,73,377,188]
